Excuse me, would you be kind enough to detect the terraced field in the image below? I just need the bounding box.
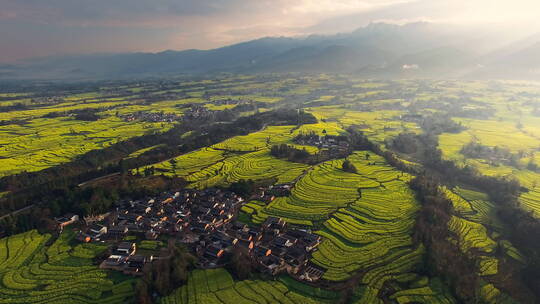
[136,124,353,188]
[212,126,295,152]
[386,277,456,304]
[244,151,420,296]
[5,76,540,303]
[435,85,540,218]
[0,230,134,303]
[442,187,525,303]
[307,107,419,144]
[160,269,336,304]
[0,116,172,177]
[0,76,291,178]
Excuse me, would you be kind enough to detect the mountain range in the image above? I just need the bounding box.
[2,22,540,81]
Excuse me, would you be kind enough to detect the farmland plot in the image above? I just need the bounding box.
[0,230,134,304]
[160,269,334,304]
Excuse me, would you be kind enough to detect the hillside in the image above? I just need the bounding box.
[4,22,539,80]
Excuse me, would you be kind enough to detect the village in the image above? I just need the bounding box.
[55,186,326,282]
[121,111,181,123]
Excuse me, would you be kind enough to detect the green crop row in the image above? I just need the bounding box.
[160,269,332,304]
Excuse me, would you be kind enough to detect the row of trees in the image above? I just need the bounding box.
[270,144,310,162]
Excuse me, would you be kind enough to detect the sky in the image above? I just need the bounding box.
[1,0,540,63]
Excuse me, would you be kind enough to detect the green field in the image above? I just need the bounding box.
[0,230,134,303]
[3,76,540,303]
[160,269,336,304]
[0,116,172,177]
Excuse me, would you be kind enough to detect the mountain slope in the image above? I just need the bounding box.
[2,22,535,80]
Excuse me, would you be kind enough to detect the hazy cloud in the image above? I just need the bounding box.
[1,0,539,62]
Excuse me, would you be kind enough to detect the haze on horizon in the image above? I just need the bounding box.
[1,0,539,63]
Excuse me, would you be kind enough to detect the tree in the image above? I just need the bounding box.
[170,242,196,284]
[342,159,357,174]
[169,158,178,174]
[229,246,252,280]
[135,279,152,304]
[229,179,255,196]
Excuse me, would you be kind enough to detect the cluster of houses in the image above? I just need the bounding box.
[212,98,253,106]
[294,133,349,151]
[294,133,350,161]
[121,111,180,123]
[191,216,326,281]
[31,96,65,104]
[182,105,212,120]
[61,187,326,281]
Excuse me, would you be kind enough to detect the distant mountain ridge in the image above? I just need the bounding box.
[3,22,540,80]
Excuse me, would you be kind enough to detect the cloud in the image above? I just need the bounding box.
[1,0,540,62]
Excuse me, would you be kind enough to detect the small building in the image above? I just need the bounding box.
[209,232,236,248]
[273,236,295,248]
[103,255,127,268]
[284,245,308,274]
[108,225,128,239]
[204,245,225,260]
[268,245,286,257]
[54,214,79,229]
[145,229,159,240]
[235,239,254,251]
[87,224,107,241]
[253,246,272,258]
[262,217,286,233]
[190,222,211,234]
[115,242,136,256]
[124,255,148,275]
[259,255,283,276]
[303,263,326,282]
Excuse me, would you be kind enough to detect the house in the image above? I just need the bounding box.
[190,222,211,234]
[125,213,143,223]
[145,229,159,240]
[284,230,321,251]
[162,197,174,205]
[284,245,308,274]
[259,255,283,276]
[200,200,219,209]
[83,212,111,225]
[200,215,216,225]
[235,239,254,251]
[209,232,236,248]
[270,184,292,196]
[108,225,128,239]
[303,263,326,282]
[253,246,271,258]
[88,224,107,240]
[273,236,295,248]
[301,234,321,251]
[262,217,286,233]
[103,255,127,268]
[203,245,225,260]
[238,231,253,241]
[115,242,136,256]
[124,255,148,275]
[194,207,211,216]
[228,222,247,233]
[268,245,286,257]
[245,228,262,242]
[54,214,79,229]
